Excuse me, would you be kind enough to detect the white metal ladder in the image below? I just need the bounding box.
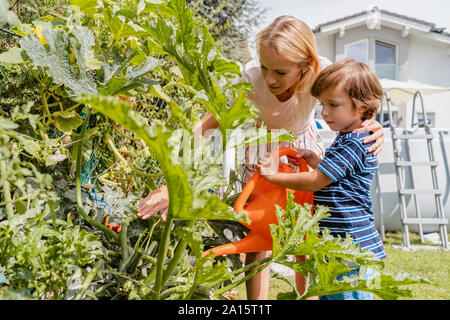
[384,90,449,250]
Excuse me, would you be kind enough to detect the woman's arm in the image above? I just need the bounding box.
[352,118,384,155]
[194,111,219,141]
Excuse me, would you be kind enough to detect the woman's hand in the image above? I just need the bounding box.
[352,118,385,155]
[137,184,169,221]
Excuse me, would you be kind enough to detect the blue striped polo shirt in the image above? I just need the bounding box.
[315,132,386,259]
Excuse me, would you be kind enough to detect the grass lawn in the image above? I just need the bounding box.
[232,231,449,300]
[379,231,449,300]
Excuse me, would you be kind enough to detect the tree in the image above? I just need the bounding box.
[187,0,266,62]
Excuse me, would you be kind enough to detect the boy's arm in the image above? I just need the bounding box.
[262,169,333,192]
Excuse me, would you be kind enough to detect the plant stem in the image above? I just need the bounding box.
[145,241,158,257]
[0,191,42,207]
[162,219,195,284]
[120,216,132,263]
[75,109,119,242]
[45,102,60,108]
[94,282,116,296]
[124,248,144,274]
[160,285,189,300]
[112,122,140,141]
[141,255,157,265]
[152,214,173,299]
[144,220,160,252]
[119,214,138,271]
[98,175,119,186]
[212,257,272,296]
[74,260,105,300]
[105,135,161,179]
[184,265,199,300]
[39,85,52,124]
[65,102,82,113]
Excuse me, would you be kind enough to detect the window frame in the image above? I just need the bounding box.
[375,39,399,79]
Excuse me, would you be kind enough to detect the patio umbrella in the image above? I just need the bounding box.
[379,78,450,105]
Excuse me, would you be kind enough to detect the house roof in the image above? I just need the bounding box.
[312,7,450,39]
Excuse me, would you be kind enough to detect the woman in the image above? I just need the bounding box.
[137,16,385,299]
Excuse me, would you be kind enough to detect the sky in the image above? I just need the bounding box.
[247,0,450,57]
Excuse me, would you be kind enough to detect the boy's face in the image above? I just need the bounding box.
[318,84,364,133]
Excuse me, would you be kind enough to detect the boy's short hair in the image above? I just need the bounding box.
[311,58,383,120]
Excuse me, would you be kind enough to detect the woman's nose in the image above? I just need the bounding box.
[264,73,277,86]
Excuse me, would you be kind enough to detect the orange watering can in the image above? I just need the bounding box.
[202,147,314,257]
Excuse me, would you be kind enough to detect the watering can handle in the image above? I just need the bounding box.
[234,147,308,212]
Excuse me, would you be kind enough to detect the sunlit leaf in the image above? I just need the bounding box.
[0,47,28,64]
[19,26,97,97]
[52,111,84,133]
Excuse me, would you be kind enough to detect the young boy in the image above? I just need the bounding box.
[257,58,385,300]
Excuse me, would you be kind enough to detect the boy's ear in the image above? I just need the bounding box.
[351,99,365,118]
[357,106,367,120]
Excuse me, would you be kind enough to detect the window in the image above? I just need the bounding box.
[344,39,368,63]
[375,41,397,79]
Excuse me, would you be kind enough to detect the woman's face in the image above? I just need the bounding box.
[258,42,303,96]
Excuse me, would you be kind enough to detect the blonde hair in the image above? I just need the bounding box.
[311,58,383,120]
[256,15,320,93]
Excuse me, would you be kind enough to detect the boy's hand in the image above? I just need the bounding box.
[295,149,322,169]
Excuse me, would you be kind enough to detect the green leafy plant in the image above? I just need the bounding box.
[271,193,432,299]
[212,192,433,299]
[0,116,104,299]
[2,0,259,300]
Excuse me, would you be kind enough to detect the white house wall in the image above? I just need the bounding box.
[316,25,450,129]
[404,35,450,129]
[332,25,409,76]
[316,35,335,64]
[404,92,450,129]
[407,34,450,86]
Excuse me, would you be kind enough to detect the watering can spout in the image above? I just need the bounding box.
[202,231,271,257]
